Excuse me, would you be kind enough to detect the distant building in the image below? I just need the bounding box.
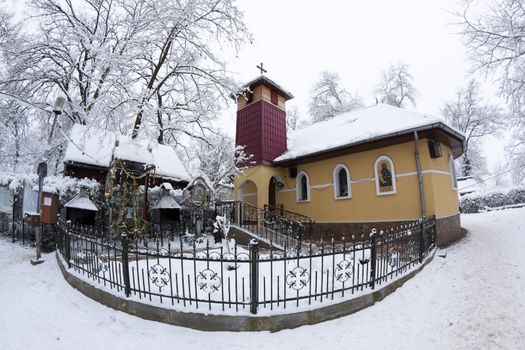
[233,75,465,246]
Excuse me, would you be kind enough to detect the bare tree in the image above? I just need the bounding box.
[492,161,508,187]
[459,0,525,116]
[127,0,251,142]
[286,105,300,131]
[375,62,417,108]
[0,8,42,172]
[7,0,250,145]
[182,131,251,198]
[457,143,488,180]
[442,79,502,177]
[308,71,363,123]
[509,128,525,185]
[458,0,525,184]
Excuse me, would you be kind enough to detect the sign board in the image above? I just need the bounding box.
[22,185,38,215]
[0,187,13,214]
[43,197,52,206]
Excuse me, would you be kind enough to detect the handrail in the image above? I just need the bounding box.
[263,204,313,225]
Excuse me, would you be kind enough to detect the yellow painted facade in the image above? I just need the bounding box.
[234,139,459,223]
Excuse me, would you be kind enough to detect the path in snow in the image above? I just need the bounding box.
[0,209,524,350]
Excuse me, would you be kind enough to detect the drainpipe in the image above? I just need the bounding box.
[413,131,426,220]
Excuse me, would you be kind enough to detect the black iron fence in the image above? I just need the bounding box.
[56,217,436,314]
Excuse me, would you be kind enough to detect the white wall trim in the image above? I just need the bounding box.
[311,183,332,189]
[267,168,454,198]
[396,171,418,178]
[350,177,375,184]
[280,188,296,193]
[423,169,450,176]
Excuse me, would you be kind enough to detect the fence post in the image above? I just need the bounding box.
[121,233,131,297]
[369,228,377,289]
[65,222,71,269]
[238,202,243,227]
[249,239,259,315]
[419,219,425,263]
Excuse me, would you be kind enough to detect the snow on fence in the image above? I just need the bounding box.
[56,219,436,315]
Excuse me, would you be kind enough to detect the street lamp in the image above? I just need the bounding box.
[32,96,66,265]
[48,96,65,144]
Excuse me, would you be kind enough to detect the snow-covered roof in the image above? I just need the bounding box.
[65,195,98,211]
[274,104,465,163]
[233,75,294,101]
[113,139,154,165]
[458,176,483,196]
[152,194,181,210]
[63,124,190,182]
[63,124,116,168]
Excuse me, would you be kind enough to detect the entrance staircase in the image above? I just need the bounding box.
[216,201,313,251]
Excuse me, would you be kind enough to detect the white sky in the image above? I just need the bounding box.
[4,0,508,171]
[218,0,508,171]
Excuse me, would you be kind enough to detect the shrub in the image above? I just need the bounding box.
[460,187,525,213]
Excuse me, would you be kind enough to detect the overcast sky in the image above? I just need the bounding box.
[5,0,507,171]
[219,0,507,170]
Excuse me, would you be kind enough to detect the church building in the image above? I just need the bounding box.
[233,75,465,246]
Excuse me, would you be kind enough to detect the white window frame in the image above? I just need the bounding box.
[296,171,311,202]
[449,155,458,191]
[333,164,352,199]
[374,155,397,196]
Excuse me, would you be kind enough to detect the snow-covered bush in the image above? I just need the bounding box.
[460,187,525,213]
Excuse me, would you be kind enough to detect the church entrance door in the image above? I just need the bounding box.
[268,177,276,208]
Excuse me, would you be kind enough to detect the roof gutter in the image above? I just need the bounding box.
[413,130,426,220]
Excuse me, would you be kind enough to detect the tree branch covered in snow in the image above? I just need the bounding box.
[181,131,251,198]
[3,0,250,143]
[308,71,363,123]
[442,79,503,178]
[374,62,417,108]
[458,0,525,117]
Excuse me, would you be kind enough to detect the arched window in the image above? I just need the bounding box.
[333,164,351,199]
[296,171,310,202]
[374,155,397,196]
[449,155,458,190]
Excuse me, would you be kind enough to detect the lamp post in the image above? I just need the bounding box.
[32,96,65,265]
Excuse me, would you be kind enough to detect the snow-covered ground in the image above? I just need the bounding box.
[1,208,524,350]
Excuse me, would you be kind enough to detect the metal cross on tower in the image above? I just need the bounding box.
[257,62,267,75]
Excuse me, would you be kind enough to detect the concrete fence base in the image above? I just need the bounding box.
[56,250,435,332]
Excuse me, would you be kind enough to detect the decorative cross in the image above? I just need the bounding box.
[256,62,267,75]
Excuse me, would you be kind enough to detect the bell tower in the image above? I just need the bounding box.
[234,74,294,165]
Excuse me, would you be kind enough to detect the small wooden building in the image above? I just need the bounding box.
[65,188,98,225]
[63,124,191,189]
[151,183,182,224]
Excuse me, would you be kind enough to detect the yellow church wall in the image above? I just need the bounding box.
[234,138,460,224]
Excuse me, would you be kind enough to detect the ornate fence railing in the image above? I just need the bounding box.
[56,217,436,314]
[264,204,313,234]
